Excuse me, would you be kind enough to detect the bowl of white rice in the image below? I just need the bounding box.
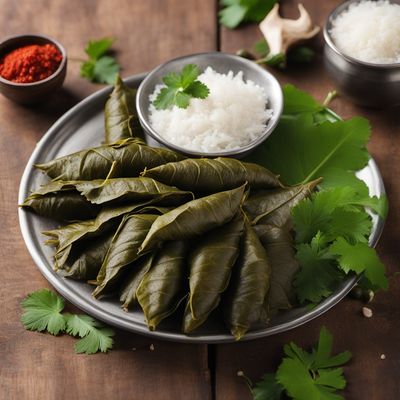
[324,0,400,108]
[136,52,283,157]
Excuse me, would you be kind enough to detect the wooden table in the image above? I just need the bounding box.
[1,1,399,398]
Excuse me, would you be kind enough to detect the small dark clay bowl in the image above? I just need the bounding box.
[0,34,67,104]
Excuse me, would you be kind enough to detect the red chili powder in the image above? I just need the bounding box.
[0,44,62,83]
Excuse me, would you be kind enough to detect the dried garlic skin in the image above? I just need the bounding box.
[259,3,320,55]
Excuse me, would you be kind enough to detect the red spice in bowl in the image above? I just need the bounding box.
[0,43,62,83]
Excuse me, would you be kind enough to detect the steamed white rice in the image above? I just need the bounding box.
[330,0,400,64]
[148,67,272,153]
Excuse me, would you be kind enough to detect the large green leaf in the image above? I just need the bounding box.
[139,184,246,253]
[142,157,282,192]
[247,115,371,187]
[105,75,143,143]
[183,214,244,333]
[224,221,271,340]
[35,137,184,181]
[93,213,158,297]
[137,241,188,329]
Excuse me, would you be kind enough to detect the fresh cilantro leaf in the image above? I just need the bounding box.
[92,56,119,84]
[80,37,120,85]
[281,84,324,115]
[254,114,371,186]
[21,289,66,335]
[219,0,278,29]
[180,64,200,88]
[330,238,388,290]
[294,242,344,303]
[65,314,115,354]
[85,38,114,59]
[313,327,352,369]
[276,327,350,400]
[153,64,210,110]
[185,80,210,98]
[257,53,286,68]
[252,373,285,400]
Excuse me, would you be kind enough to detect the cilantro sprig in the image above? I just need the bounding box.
[219,0,278,29]
[80,38,120,85]
[242,327,352,400]
[21,289,114,354]
[153,64,209,110]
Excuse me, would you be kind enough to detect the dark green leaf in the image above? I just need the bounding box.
[93,213,158,297]
[143,157,281,193]
[139,185,246,253]
[105,75,143,143]
[35,137,184,181]
[22,192,99,221]
[224,221,271,340]
[287,46,315,64]
[183,214,244,333]
[254,225,299,313]
[137,241,188,329]
[252,373,285,400]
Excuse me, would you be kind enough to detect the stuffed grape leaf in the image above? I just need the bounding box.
[183,214,244,333]
[35,138,185,181]
[137,241,188,329]
[105,75,143,143]
[139,184,246,253]
[142,157,282,192]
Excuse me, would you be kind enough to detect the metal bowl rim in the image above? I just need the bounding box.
[324,0,400,69]
[136,51,283,158]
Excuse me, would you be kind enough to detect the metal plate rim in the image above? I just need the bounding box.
[18,73,386,344]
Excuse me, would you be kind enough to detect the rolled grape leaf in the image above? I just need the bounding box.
[105,75,143,143]
[119,253,155,310]
[93,213,158,298]
[35,138,184,181]
[136,240,188,329]
[74,177,193,206]
[139,184,246,254]
[183,214,244,334]
[62,231,114,280]
[224,221,271,340]
[44,201,164,269]
[243,178,320,227]
[142,157,282,192]
[254,224,299,313]
[22,192,99,221]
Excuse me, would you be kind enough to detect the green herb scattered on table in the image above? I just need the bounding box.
[80,38,120,85]
[241,327,352,400]
[21,289,114,354]
[219,0,278,29]
[153,64,210,110]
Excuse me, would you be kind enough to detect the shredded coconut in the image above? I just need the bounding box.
[330,0,400,64]
[148,67,272,153]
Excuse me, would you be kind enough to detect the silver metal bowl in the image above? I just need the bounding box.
[136,52,283,158]
[323,0,400,108]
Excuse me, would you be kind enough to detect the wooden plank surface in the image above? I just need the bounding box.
[0,1,216,399]
[217,0,400,399]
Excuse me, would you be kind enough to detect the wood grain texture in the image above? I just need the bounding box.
[0,1,216,399]
[217,1,400,399]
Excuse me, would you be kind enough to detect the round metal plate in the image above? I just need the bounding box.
[18,73,386,343]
